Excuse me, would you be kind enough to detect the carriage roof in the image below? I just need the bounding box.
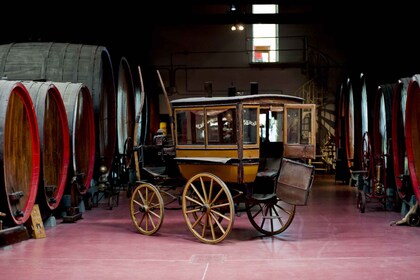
[170,93,304,107]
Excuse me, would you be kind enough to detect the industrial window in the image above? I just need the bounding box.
[252,4,278,63]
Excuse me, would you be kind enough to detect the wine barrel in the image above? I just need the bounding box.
[372,84,396,206]
[53,82,95,195]
[0,42,116,176]
[0,80,40,226]
[116,57,135,156]
[133,65,147,147]
[335,82,351,183]
[358,73,377,178]
[22,81,71,213]
[404,74,420,203]
[359,73,377,147]
[392,78,412,200]
[341,76,363,170]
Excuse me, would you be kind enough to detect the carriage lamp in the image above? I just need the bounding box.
[97,166,109,192]
[99,165,108,174]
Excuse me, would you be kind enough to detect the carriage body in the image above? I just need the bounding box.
[171,94,316,185]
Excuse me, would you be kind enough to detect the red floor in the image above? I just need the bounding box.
[1,174,419,279]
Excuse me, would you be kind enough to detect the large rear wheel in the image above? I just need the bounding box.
[182,172,234,244]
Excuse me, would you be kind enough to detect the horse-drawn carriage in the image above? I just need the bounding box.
[129,81,317,244]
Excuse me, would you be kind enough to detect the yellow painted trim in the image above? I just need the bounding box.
[176,149,238,158]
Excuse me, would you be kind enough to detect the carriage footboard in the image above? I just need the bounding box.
[276,158,315,206]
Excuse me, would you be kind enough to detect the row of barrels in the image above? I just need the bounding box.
[337,73,420,208]
[0,42,146,227]
[0,80,94,226]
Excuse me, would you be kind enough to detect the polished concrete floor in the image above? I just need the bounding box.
[1,174,419,279]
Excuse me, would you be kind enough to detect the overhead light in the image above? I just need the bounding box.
[231,24,244,31]
[230,4,236,12]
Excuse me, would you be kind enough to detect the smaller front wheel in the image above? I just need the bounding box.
[246,196,296,236]
[130,183,164,235]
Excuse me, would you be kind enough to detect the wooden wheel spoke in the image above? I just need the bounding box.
[210,188,224,205]
[259,205,268,229]
[138,212,146,227]
[149,209,161,219]
[190,183,206,205]
[271,204,284,226]
[269,207,274,232]
[191,212,205,229]
[133,199,144,208]
[208,179,214,205]
[186,208,202,215]
[209,213,217,240]
[251,203,263,219]
[200,177,209,203]
[201,215,208,237]
[185,195,203,206]
[274,203,293,216]
[211,202,230,209]
[210,209,231,222]
[146,213,156,229]
[137,189,146,205]
[149,202,161,210]
[210,212,225,234]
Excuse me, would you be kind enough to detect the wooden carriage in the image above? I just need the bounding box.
[130,93,316,244]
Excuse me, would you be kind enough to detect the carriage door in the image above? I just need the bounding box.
[283,104,316,159]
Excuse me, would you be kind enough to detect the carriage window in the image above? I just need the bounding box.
[270,111,284,141]
[286,108,300,143]
[176,109,205,145]
[243,108,258,144]
[286,107,313,144]
[207,108,236,144]
[283,104,316,159]
[260,110,284,142]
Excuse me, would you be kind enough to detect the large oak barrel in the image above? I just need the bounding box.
[0,80,40,226]
[53,82,95,195]
[0,42,116,176]
[116,57,135,156]
[341,76,362,170]
[358,73,377,178]
[392,77,412,200]
[372,84,396,208]
[22,81,70,214]
[360,73,376,140]
[335,81,351,182]
[404,74,420,203]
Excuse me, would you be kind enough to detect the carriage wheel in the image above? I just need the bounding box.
[130,183,164,235]
[182,172,234,244]
[245,196,296,236]
[123,137,134,169]
[357,190,366,213]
